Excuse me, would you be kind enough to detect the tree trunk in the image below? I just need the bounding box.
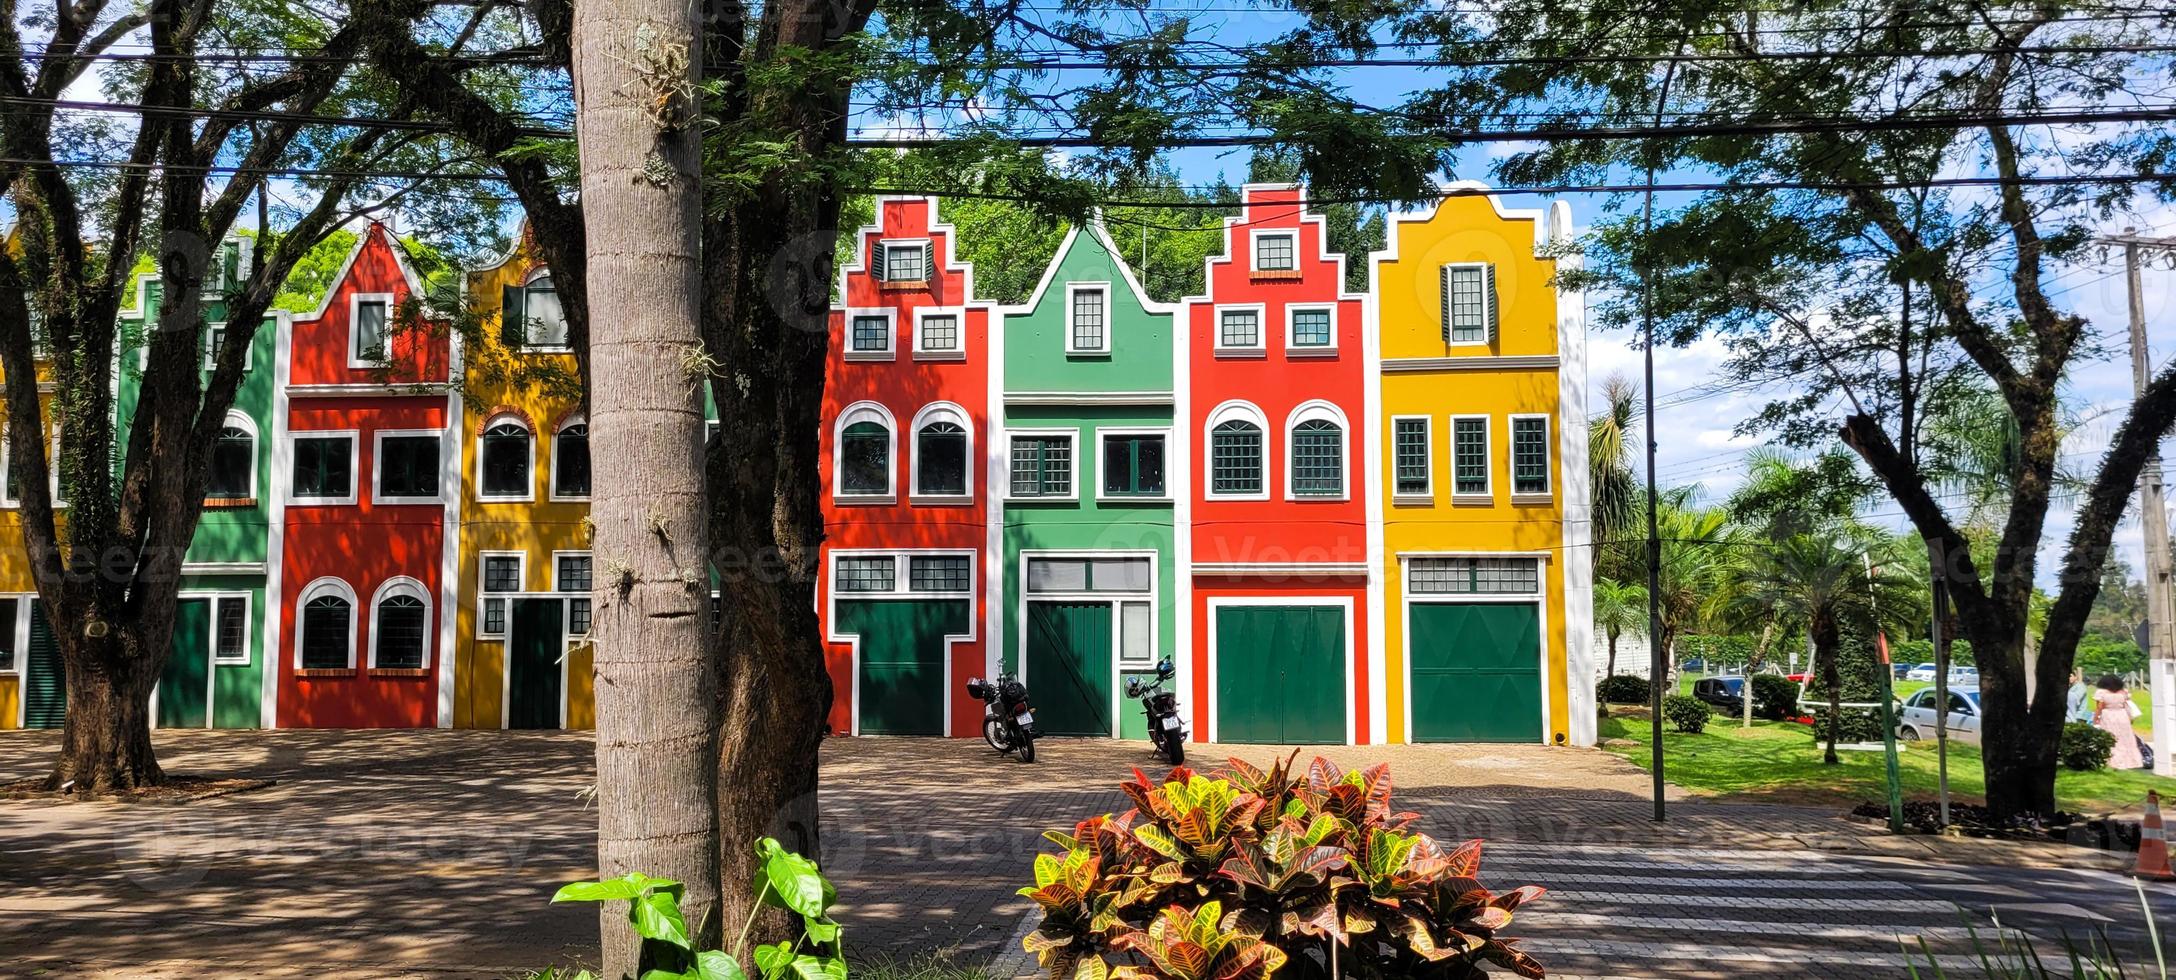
[1605,630,1618,678]
[571,2,722,974]
[45,623,165,792]
[1969,624,2061,819]
[1815,621,1842,765]
[1745,624,1773,730]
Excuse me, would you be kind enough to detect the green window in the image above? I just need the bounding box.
[1219,309,1260,349]
[839,420,891,495]
[1291,419,1344,496]
[849,315,890,353]
[880,242,929,282]
[1070,288,1106,352]
[1511,417,1549,495]
[1102,434,1166,497]
[292,435,353,499]
[836,556,896,592]
[1452,417,1488,495]
[1027,557,1150,593]
[501,276,568,348]
[1254,233,1296,271]
[1210,420,1263,495]
[1010,435,1073,497]
[213,597,248,663]
[1393,418,1430,495]
[1291,307,1332,348]
[1410,557,1540,595]
[207,425,254,499]
[1440,264,1494,344]
[908,555,971,592]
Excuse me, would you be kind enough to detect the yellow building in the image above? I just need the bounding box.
[0,309,61,730]
[1365,185,1594,746]
[453,228,595,729]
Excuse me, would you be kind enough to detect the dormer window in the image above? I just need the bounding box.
[1066,284,1109,355]
[1253,231,1296,272]
[1440,262,1498,345]
[503,273,569,349]
[351,297,390,366]
[875,239,931,284]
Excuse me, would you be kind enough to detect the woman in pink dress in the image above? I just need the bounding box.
[2094,675,2146,770]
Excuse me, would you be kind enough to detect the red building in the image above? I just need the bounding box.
[1183,184,1375,745]
[817,197,995,737]
[272,223,461,728]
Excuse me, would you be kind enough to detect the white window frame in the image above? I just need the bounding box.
[1202,400,1270,501]
[1249,228,1299,272]
[908,402,974,504]
[878,237,932,284]
[0,425,66,509]
[549,414,591,502]
[1064,282,1112,356]
[912,305,968,361]
[0,595,22,675]
[476,550,527,641]
[293,576,359,669]
[1441,262,1494,348]
[842,306,898,362]
[206,410,260,502]
[286,428,360,506]
[1284,304,1339,356]
[1509,412,1554,501]
[1390,414,1433,505]
[1005,427,1080,502]
[554,550,595,641]
[348,292,396,368]
[828,550,977,598]
[833,401,898,504]
[1017,550,1160,722]
[1449,413,1492,504]
[209,592,253,665]
[517,268,573,352]
[371,427,448,505]
[1283,400,1350,502]
[475,415,536,503]
[1212,302,1268,358]
[203,321,253,371]
[1095,426,1174,504]
[366,575,433,670]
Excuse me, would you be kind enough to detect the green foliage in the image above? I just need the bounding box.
[266,229,454,314]
[1597,675,1649,705]
[2060,723,2118,772]
[1676,634,1756,668]
[1887,638,1976,669]
[2075,639,2147,680]
[1662,695,1710,734]
[1021,755,1546,980]
[1750,675,1801,722]
[1803,703,1888,745]
[1902,881,2165,979]
[553,838,845,980]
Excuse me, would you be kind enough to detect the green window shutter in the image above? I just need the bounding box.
[501,283,526,347]
[1439,265,1452,343]
[923,242,935,279]
[870,240,886,280]
[1484,263,1499,343]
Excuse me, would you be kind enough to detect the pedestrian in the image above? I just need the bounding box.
[2068,670,2096,724]
[2093,674,2146,770]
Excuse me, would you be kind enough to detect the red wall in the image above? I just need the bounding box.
[288,224,450,386]
[816,197,991,737]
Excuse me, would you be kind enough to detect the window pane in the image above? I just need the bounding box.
[1219,310,1259,348]
[1210,421,1263,494]
[1103,434,1165,496]
[1010,436,1070,497]
[915,423,967,495]
[840,421,890,494]
[1394,419,1429,494]
[886,244,926,282]
[483,597,507,636]
[1256,234,1295,271]
[375,595,427,669]
[850,315,890,352]
[294,436,352,498]
[526,281,568,347]
[908,555,971,592]
[481,425,531,496]
[215,597,247,660]
[1409,557,1539,595]
[920,315,959,351]
[0,598,16,672]
[1071,289,1105,350]
[569,599,592,636]
[208,427,253,498]
[380,435,441,497]
[356,300,388,358]
[1120,601,1152,664]
[557,555,592,592]
[1291,420,1343,496]
[483,556,522,592]
[1292,308,1332,346]
[836,556,896,592]
[1512,418,1549,494]
[1449,266,1485,343]
[301,595,351,668]
[1090,558,1151,593]
[1026,559,1088,593]
[1453,418,1488,495]
[555,425,591,496]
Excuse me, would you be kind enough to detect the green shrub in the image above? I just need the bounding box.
[1662,694,1709,734]
[1888,637,1975,668]
[550,838,844,980]
[1804,703,1887,743]
[1020,755,1547,980]
[1597,674,1649,704]
[2061,722,2117,771]
[1750,675,1800,721]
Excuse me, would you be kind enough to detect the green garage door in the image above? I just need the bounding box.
[1214,605,1346,744]
[157,599,212,729]
[1408,603,1543,742]
[838,599,970,735]
[1025,601,1113,737]
[25,601,63,729]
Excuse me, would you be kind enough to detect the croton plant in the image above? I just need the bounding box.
[1020,755,1546,980]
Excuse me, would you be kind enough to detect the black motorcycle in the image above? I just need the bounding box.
[966,673,1039,763]
[1125,658,1186,765]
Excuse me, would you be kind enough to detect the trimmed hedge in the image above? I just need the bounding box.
[2061,722,2117,771]
[1598,674,1650,704]
[1750,674,1800,721]
[1663,694,1710,734]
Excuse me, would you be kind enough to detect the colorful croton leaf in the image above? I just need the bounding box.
[1108,901,1287,980]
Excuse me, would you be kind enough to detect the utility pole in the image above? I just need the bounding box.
[2104,229,2176,777]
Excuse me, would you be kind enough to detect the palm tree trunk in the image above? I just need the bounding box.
[1744,623,1774,730]
[1815,622,1842,765]
[1605,629,1619,678]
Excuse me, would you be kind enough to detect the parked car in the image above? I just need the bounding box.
[1897,685,1981,745]
[1947,666,1980,684]
[1891,662,1915,680]
[1904,663,1939,682]
[1681,658,1706,674]
[1692,676,1745,710]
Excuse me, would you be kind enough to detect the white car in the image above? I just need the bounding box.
[1898,685,1981,745]
[1947,666,1980,684]
[1904,663,1939,682]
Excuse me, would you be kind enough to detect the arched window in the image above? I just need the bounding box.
[553,420,591,498]
[503,271,569,349]
[370,578,431,670]
[208,412,256,499]
[1287,402,1347,498]
[833,403,894,499]
[912,404,970,497]
[479,419,533,498]
[1205,401,1267,498]
[297,578,356,669]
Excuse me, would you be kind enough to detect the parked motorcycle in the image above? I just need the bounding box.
[965,673,1040,763]
[1125,658,1186,765]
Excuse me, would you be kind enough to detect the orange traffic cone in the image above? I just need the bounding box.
[2135,791,2176,881]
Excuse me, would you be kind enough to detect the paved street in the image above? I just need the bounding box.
[0,730,2169,978]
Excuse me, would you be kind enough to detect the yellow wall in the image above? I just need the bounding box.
[1373,194,1571,743]
[453,233,594,729]
[0,355,63,729]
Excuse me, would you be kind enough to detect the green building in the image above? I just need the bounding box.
[995,221,1180,740]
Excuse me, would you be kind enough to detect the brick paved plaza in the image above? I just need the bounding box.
[0,730,2168,978]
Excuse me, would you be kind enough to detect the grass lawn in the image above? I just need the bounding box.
[1598,709,2172,814]
[1680,672,2158,735]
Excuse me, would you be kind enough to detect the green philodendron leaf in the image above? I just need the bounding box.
[787,954,847,980]
[756,838,831,919]
[693,950,749,980]
[554,876,651,903]
[803,916,841,944]
[752,940,796,980]
[633,890,691,948]
[639,970,694,980]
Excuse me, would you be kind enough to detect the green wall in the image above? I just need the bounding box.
[1002,225,1174,394]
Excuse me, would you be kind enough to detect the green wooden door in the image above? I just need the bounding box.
[1214,605,1347,744]
[838,598,969,735]
[24,602,63,729]
[158,599,211,729]
[1026,601,1113,737]
[508,599,564,730]
[1408,603,1543,742]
